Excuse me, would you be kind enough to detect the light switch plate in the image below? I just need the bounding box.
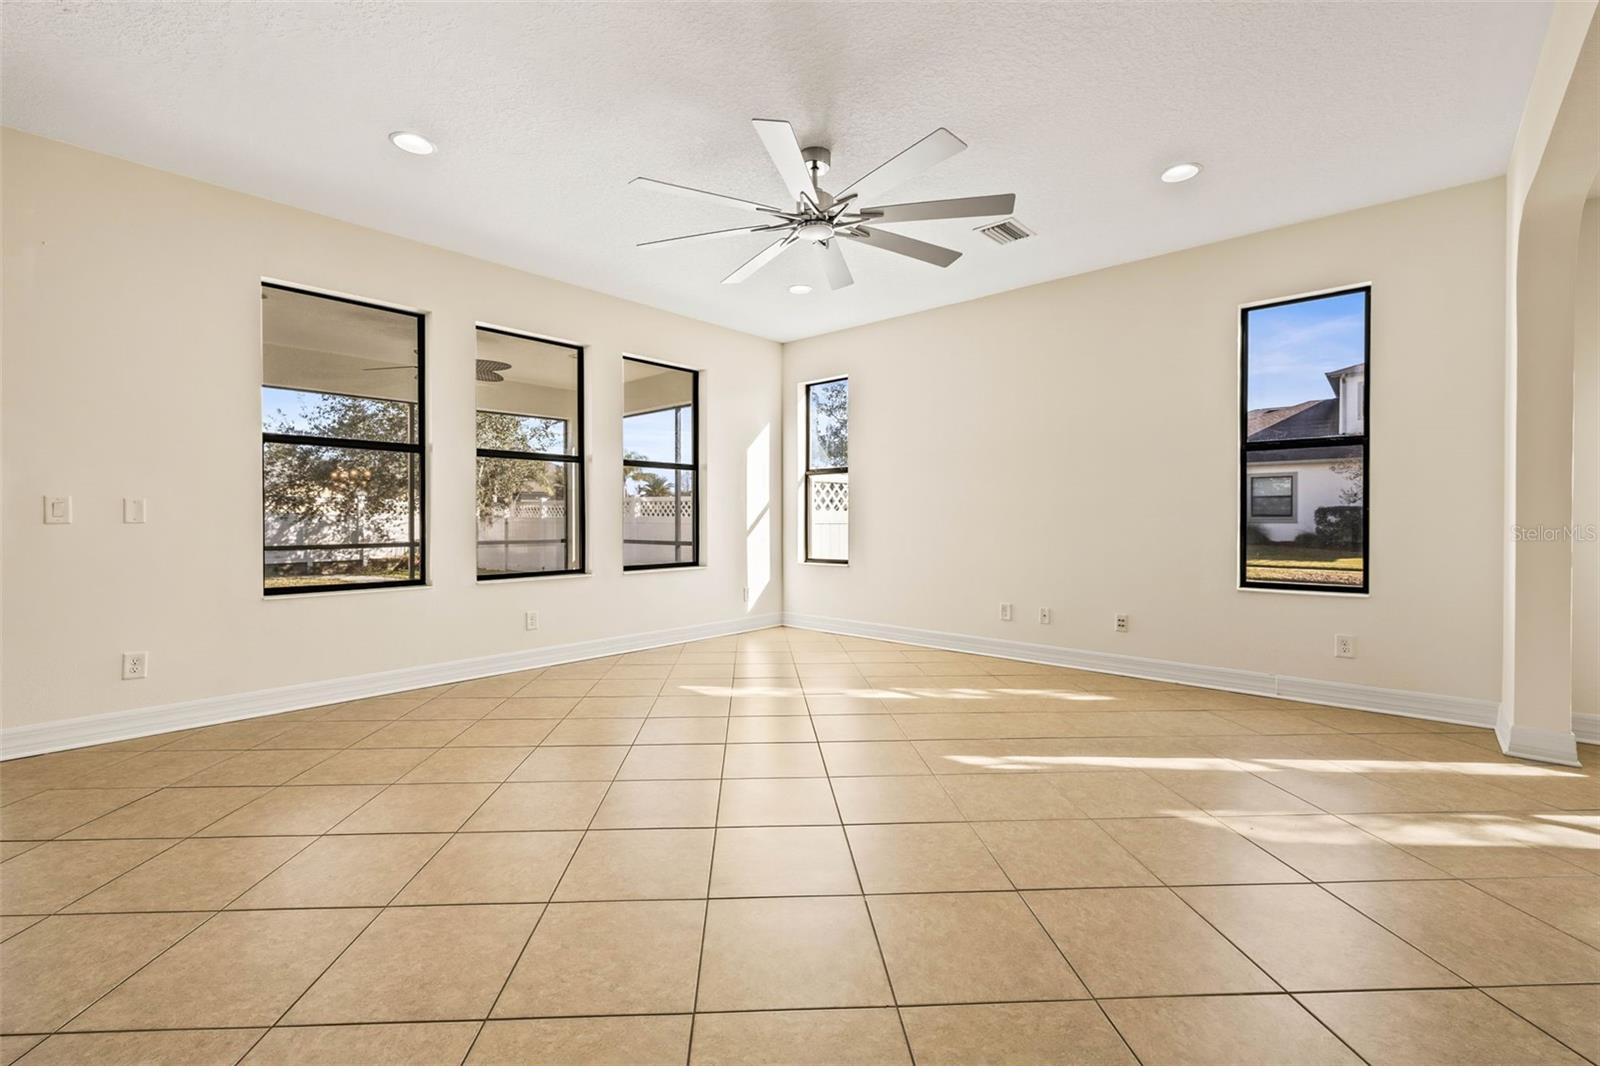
[44,496,72,524]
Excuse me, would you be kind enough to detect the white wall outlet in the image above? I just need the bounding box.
[1038,607,1052,625]
[123,498,148,524]
[742,586,750,604]
[999,603,1013,621]
[524,611,540,632]
[121,652,148,680]
[1114,613,1130,634]
[1334,634,1356,659]
[43,496,72,524]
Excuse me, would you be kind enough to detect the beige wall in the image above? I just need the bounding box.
[1574,198,1599,720]
[1,131,783,731]
[784,180,1507,701]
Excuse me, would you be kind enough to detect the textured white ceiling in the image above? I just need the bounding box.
[2,2,1550,342]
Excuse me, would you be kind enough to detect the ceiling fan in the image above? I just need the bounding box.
[632,119,1016,290]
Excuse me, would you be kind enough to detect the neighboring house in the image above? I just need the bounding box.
[1245,362,1364,542]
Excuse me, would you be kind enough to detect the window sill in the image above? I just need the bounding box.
[798,560,849,567]
[1237,584,1369,598]
[478,571,592,584]
[622,565,708,575]
[262,582,430,601]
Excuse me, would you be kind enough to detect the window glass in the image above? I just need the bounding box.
[805,378,849,563]
[623,359,697,568]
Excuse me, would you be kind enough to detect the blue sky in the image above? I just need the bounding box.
[1246,291,1366,409]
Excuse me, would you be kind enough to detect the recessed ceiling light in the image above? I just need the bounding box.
[788,284,813,295]
[389,131,436,156]
[1160,162,1202,183]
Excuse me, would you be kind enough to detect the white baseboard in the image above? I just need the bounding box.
[0,613,782,761]
[1576,714,1600,747]
[781,611,1501,731]
[1496,714,1582,768]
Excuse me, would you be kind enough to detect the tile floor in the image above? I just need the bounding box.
[1,626,1597,1065]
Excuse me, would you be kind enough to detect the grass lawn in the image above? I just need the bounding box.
[1246,545,1363,587]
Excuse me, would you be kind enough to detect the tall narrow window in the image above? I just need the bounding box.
[261,283,425,593]
[805,378,849,563]
[475,328,584,578]
[623,357,698,569]
[1241,287,1369,592]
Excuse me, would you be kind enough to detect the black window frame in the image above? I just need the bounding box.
[261,281,426,596]
[1239,285,1370,594]
[804,376,849,564]
[622,356,699,571]
[474,326,587,581]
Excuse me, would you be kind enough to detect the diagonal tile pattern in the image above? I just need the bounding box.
[2,626,1597,1063]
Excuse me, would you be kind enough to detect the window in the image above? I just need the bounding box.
[261,283,424,593]
[804,378,849,562]
[475,328,584,578]
[622,357,697,569]
[1241,286,1369,592]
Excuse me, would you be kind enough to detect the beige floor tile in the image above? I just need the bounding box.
[1342,812,1594,878]
[448,677,528,698]
[330,783,496,834]
[495,899,703,1017]
[821,742,929,777]
[250,722,383,749]
[315,696,426,721]
[398,746,532,784]
[70,750,235,788]
[1327,880,1600,984]
[1220,813,1447,881]
[1050,771,1203,818]
[846,823,1009,893]
[287,748,432,785]
[242,1022,479,1065]
[0,838,173,913]
[722,743,826,779]
[1470,877,1600,947]
[973,819,1158,889]
[1487,985,1600,1063]
[591,780,720,828]
[716,778,840,826]
[636,718,729,744]
[831,777,962,824]
[62,787,269,839]
[22,1029,266,1066]
[1177,884,1466,991]
[70,909,375,1030]
[726,717,816,743]
[468,1016,692,1066]
[545,719,644,746]
[0,1036,39,1065]
[729,696,810,716]
[401,697,505,720]
[0,912,207,1033]
[450,720,557,747]
[697,895,892,1011]
[570,696,656,717]
[709,826,860,896]
[198,785,384,836]
[1097,814,1304,885]
[0,788,155,840]
[1300,989,1588,1066]
[651,696,731,718]
[554,828,713,900]
[0,915,43,942]
[486,696,578,719]
[868,891,1086,1004]
[67,836,312,912]
[1144,768,1321,816]
[354,720,472,748]
[1104,995,1363,1066]
[284,906,538,1025]
[900,1001,1135,1066]
[462,781,610,831]
[1025,887,1275,997]
[812,716,906,742]
[691,1007,909,1065]
[617,744,726,780]
[938,774,1084,820]
[230,834,445,908]
[395,831,582,905]
[175,750,334,787]
[584,681,664,699]
[508,746,627,782]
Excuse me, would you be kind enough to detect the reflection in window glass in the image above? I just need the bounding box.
[475,328,584,578]
[261,284,424,593]
[623,358,697,568]
[805,378,849,562]
[1242,288,1368,591]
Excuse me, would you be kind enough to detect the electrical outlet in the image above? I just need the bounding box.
[123,498,148,524]
[1038,607,1052,625]
[43,496,72,524]
[121,652,148,680]
[1114,613,1130,634]
[999,603,1013,622]
[524,611,539,632]
[1334,634,1356,659]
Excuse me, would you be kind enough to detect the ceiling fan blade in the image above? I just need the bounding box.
[819,241,854,290]
[837,128,967,204]
[722,235,796,284]
[630,176,780,214]
[842,226,962,268]
[638,224,786,248]
[751,119,817,207]
[857,193,1015,224]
